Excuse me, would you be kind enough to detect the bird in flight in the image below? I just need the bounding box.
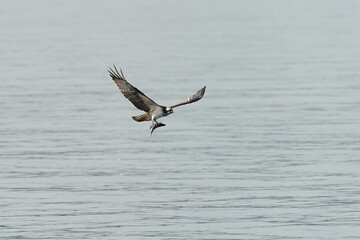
[108,66,206,134]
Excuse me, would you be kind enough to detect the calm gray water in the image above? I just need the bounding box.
[1,0,360,239]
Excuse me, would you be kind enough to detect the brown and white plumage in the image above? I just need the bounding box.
[108,66,206,134]
[168,86,206,108]
[108,67,158,113]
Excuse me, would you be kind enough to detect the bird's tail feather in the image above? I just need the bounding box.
[132,113,151,122]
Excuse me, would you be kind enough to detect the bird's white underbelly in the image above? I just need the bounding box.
[152,107,164,120]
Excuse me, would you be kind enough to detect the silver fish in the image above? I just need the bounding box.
[150,122,166,135]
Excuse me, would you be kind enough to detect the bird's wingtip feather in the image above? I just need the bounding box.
[108,65,126,80]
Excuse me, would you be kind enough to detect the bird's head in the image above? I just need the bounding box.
[165,107,173,115]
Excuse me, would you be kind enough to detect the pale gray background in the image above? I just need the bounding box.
[1,0,360,239]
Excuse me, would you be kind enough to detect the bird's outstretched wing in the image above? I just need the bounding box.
[108,66,159,112]
[168,86,206,108]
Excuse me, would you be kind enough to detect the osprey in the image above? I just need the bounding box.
[108,66,206,134]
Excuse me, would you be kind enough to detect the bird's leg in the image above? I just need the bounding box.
[150,119,158,129]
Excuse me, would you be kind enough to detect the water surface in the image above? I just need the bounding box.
[1,0,360,239]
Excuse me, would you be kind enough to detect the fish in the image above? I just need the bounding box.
[150,122,166,135]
